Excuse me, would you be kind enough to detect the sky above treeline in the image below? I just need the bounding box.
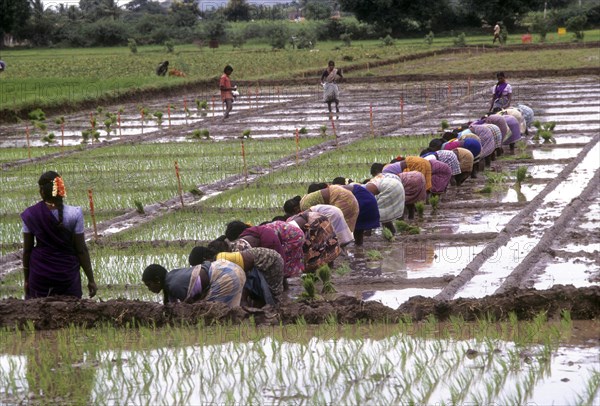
[42,0,292,8]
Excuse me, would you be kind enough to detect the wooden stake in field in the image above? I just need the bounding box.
[87,189,98,239]
[140,109,144,135]
[174,160,184,207]
[248,88,252,110]
[330,116,337,139]
[425,86,430,116]
[277,86,281,102]
[167,104,171,129]
[117,111,122,137]
[370,103,374,137]
[241,140,248,185]
[400,97,405,126]
[211,96,216,118]
[25,125,31,159]
[183,98,188,125]
[295,128,300,166]
[60,120,65,151]
[90,112,95,144]
[447,83,452,108]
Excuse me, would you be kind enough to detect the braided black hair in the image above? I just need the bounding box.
[38,171,66,229]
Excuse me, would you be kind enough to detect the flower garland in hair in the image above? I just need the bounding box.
[52,177,67,197]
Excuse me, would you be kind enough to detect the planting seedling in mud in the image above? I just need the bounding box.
[21,171,97,299]
[142,259,245,307]
[330,177,380,245]
[370,162,426,221]
[284,202,342,272]
[320,60,343,115]
[189,245,285,306]
[297,183,359,247]
[220,65,237,119]
[363,171,405,235]
[226,220,305,278]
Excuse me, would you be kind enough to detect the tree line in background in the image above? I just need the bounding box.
[1,0,598,48]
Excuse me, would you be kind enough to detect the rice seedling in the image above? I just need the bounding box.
[382,226,395,241]
[429,194,440,214]
[515,166,528,185]
[532,120,557,144]
[241,129,252,139]
[299,274,318,299]
[367,250,383,261]
[316,265,336,294]
[415,201,425,218]
[334,263,352,276]
[134,200,144,214]
[299,127,308,135]
[320,125,328,137]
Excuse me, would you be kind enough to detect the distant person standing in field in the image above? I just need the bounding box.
[493,22,501,44]
[321,60,343,114]
[0,60,6,72]
[219,65,237,119]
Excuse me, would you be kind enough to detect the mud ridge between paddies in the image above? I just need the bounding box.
[0,285,598,330]
[1,41,598,124]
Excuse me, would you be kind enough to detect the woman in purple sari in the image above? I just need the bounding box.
[489,72,512,112]
[21,171,97,299]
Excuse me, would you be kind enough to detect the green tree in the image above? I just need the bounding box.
[224,0,251,21]
[337,0,453,34]
[303,0,332,20]
[0,0,30,45]
[170,0,200,27]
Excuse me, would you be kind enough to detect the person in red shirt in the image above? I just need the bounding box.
[219,65,236,119]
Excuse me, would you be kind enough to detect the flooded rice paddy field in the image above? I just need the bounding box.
[0,75,599,403]
[1,75,599,305]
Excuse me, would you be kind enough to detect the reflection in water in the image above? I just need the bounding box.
[2,330,598,405]
[26,342,97,404]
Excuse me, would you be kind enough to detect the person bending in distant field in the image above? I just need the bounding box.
[220,65,237,119]
[142,259,245,307]
[321,60,343,114]
[21,171,97,299]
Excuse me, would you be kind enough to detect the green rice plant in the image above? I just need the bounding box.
[310,265,336,294]
[196,99,209,111]
[153,111,164,126]
[394,220,411,232]
[515,166,528,185]
[367,250,382,261]
[241,129,252,139]
[485,171,509,184]
[479,185,493,194]
[319,125,327,137]
[299,127,308,135]
[134,200,144,214]
[429,194,440,214]
[415,201,425,218]
[440,119,449,130]
[532,120,556,143]
[382,226,395,241]
[42,132,56,145]
[299,273,318,299]
[334,262,351,276]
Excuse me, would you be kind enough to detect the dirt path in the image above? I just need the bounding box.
[0,285,598,330]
